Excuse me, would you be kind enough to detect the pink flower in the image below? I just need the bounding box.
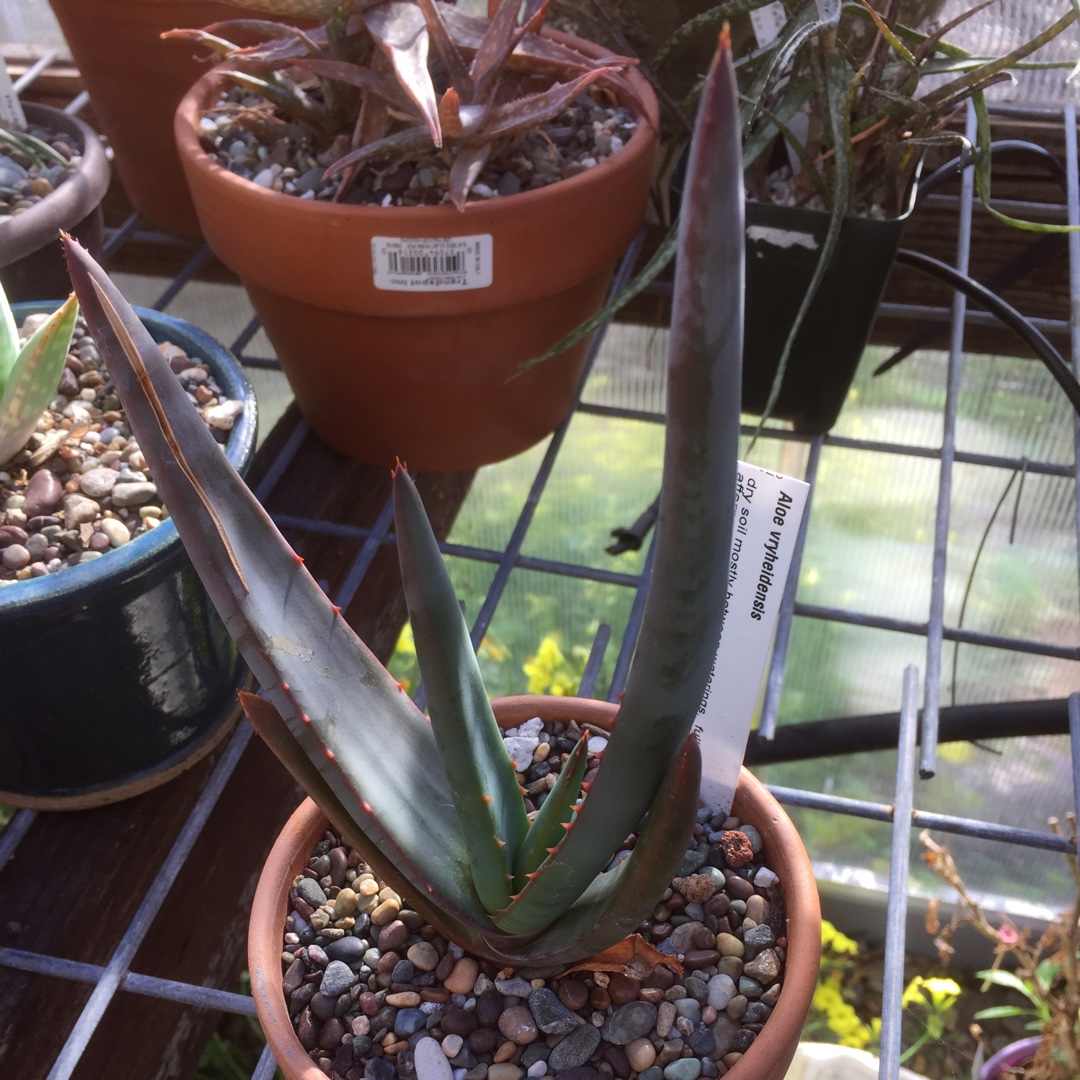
[997,924,1019,946]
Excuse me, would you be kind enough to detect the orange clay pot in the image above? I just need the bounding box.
[249,696,821,1080]
[174,37,659,470]
[46,0,300,237]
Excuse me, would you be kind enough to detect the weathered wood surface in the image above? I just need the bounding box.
[0,406,472,1080]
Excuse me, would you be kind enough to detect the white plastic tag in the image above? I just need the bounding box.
[371,235,493,292]
[749,2,788,48]
[0,61,26,129]
[697,461,810,812]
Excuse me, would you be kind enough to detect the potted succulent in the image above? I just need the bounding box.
[540,0,1080,433]
[922,828,1080,1080]
[45,0,309,237]
[0,279,258,808]
[168,0,660,470]
[64,29,820,1079]
[0,102,110,302]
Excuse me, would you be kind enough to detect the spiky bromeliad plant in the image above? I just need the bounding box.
[0,283,78,468]
[62,31,742,970]
[165,0,649,210]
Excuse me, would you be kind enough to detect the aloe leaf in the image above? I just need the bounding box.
[495,33,743,933]
[0,284,18,390]
[289,58,417,115]
[492,734,701,949]
[415,0,474,102]
[653,0,775,71]
[61,237,489,925]
[514,223,678,376]
[363,2,442,147]
[323,124,432,180]
[469,0,525,101]
[0,127,69,169]
[475,66,625,143]
[221,70,329,132]
[0,294,78,466]
[511,735,588,883]
[755,45,851,428]
[393,465,529,916]
[972,92,1080,234]
[448,142,490,210]
[918,6,1077,116]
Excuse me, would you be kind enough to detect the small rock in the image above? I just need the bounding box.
[414,1036,454,1080]
[601,1001,657,1045]
[528,987,578,1035]
[548,1022,601,1071]
[110,481,157,508]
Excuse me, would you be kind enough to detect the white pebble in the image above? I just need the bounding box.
[707,973,735,1009]
[755,867,779,888]
[587,735,608,754]
[517,716,543,739]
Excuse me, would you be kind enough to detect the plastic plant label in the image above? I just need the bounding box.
[697,460,810,812]
[0,62,26,129]
[372,235,493,291]
[749,2,787,48]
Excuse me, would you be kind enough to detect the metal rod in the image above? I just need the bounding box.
[759,436,822,740]
[765,785,1075,854]
[0,949,257,1014]
[1071,695,1080,834]
[102,212,144,260]
[466,230,646,655]
[794,603,1080,661]
[152,245,216,311]
[11,50,58,94]
[231,314,264,358]
[577,624,611,699]
[251,1042,280,1080]
[254,419,310,504]
[922,103,978,779]
[1065,106,1080,623]
[878,665,920,1080]
[46,724,254,1080]
[332,493,396,614]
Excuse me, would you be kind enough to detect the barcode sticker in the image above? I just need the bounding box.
[372,235,493,291]
[749,1,787,48]
[0,61,26,128]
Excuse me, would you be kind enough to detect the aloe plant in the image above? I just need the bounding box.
[0,284,79,467]
[165,0,647,209]
[64,30,741,968]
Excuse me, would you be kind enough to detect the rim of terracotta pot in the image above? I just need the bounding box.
[249,695,820,1080]
[0,304,258,616]
[0,103,111,270]
[173,30,660,315]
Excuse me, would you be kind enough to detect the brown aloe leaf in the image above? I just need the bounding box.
[289,57,417,115]
[469,0,526,102]
[562,935,683,979]
[322,124,433,180]
[448,142,490,209]
[472,66,622,144]
[415,0,474,102]
[363,1,442,147]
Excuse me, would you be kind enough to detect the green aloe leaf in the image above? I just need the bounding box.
[62,237,495,930]
[495,31,743,935]
[0,293,78,466]
[393,464,528,916]
[0,283,19,389]
[511,734,588,884]
[972,91,1080,234]
[491,734,702,956]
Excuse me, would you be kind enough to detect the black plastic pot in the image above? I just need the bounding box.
[742,188,915,433]
[0,103,111,303]
[0,306,258,808]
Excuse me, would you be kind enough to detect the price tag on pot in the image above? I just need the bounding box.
[0,61,26,129]
[696,461,809,813]
[371,235,493,292]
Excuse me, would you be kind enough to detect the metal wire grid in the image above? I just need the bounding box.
[0,75,1076,1078]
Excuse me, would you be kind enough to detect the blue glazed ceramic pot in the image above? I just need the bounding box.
[0,305,258,807]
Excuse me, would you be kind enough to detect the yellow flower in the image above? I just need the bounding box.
[821,920,860,956]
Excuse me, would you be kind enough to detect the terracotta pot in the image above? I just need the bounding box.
[46,0,295,237]
[249,696,820,1080]
[174,40,659,470]
[0,304,258,809]
[0,103,110,302]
